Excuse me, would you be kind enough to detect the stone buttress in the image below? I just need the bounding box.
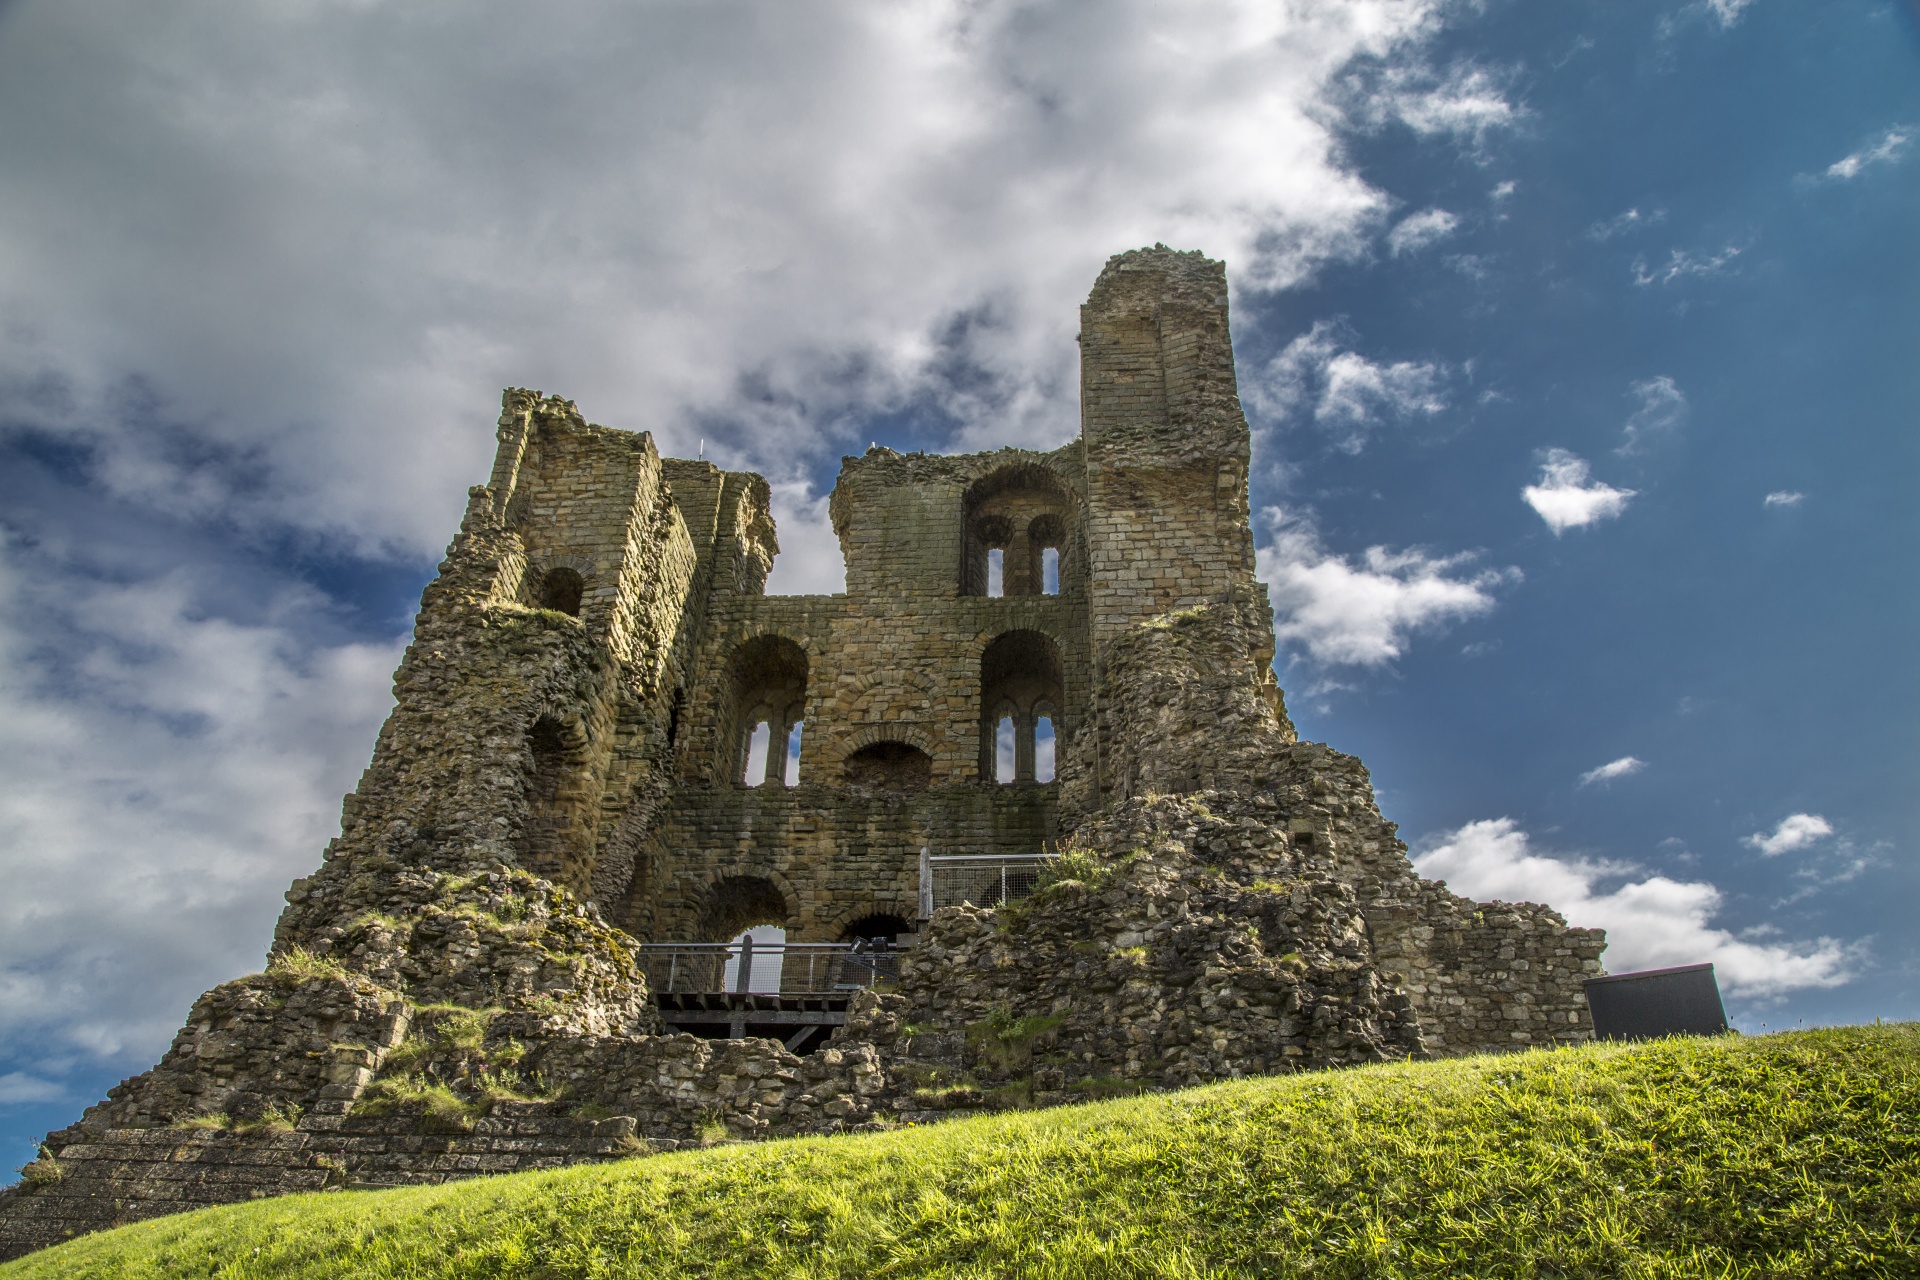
[0,248,1604,1261]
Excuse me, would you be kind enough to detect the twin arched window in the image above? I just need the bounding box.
[981,630,1063,784]
[726,636,808,787]
[715,631,1065,790]
[963,468,1072,598]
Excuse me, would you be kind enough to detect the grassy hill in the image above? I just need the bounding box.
[6,1024,1914,1279]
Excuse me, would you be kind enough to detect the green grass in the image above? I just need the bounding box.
[8,1025,1916,1278]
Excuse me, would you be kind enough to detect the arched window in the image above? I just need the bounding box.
[534,567,585,616]
[961,466,1075,597]
[843,741,933,792]
[1029,514,1065,597]
[980,630,1065,784]
[723,636,808,787]
[1034,710,1056,783]
[742,720,772,786]
[782,721,803,786]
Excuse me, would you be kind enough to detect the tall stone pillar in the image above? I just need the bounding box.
[1078,246,1260,643]
[1063,247,1288,813]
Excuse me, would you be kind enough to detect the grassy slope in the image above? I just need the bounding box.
[7,1025,1915,1280]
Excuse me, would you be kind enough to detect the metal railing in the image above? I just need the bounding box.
[919,850,1060,917]
[638,939,894,996]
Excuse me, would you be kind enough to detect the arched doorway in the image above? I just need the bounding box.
[698,875,790,996]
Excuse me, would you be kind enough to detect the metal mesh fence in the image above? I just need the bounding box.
[919,852,1059,916]
[638,942,878,995]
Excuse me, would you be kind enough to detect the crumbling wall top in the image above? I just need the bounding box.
[1082,244,1229,318]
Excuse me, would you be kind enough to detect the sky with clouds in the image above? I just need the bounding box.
[1,0,1915,1176]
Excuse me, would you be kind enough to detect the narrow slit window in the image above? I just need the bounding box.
[743,720,771,786]
[995,715,1016,784]
[1034,716,1055,783]
[783,721,803,787]
[986,548,1005,598]
[1041,547,1060,596]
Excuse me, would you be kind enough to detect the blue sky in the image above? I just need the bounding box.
[0,0,1914,1178]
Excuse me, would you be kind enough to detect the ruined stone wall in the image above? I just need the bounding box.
[830,445,1086,602]
[1367,883,1607,1057]
[1253,742,1606,1055]
[1046,565,1605,1058]
[890,809,1427,1098]
[1059,587,1290,818]
[633,439,1100,945]
[2,248,1611,1263]
[626,784,1059,943]
[0,1031,905,1260]
[674,594,1088,790]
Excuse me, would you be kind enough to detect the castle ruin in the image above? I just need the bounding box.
[0,247,1606,1259]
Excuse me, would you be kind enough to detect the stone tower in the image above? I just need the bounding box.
[0,247,1605,1260]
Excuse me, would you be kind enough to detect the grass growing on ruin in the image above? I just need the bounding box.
[262,947,354,986]
[8,1025,1918,1279]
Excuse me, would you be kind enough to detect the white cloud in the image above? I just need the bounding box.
[1618,375,1686,453]
[1249,320,1452,451]
[1588,206,1665,241]
[1632,243,1745,286]
[1257,508,1515,667]
[1824,127,1910,180]
[1743,813,1834,857]
[1386,208,1459,256]
[1579,756,1645,787]
[1413,818,1855,997]
[0,536,403,1063]
[1763,490,1805,508]
[764,482,846,596]
[0,0,1490,559]
[1350,63,1520,150]
[1706,0,1757,27]
[0,1073,68,1106]
[1521,449,1635,534]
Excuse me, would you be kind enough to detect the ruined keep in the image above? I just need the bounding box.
[0,247,1606,1260]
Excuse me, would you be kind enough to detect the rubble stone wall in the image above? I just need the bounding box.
[0,1037,906,1259]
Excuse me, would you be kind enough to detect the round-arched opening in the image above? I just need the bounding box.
[981,630,1065,783]
[842,741,933,792]
[961,464,1076,598]
[697,875,789,942]
[725,635,808,786]
[535,567,585,616]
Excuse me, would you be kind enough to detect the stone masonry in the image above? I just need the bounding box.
[0,247,1606,1260]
